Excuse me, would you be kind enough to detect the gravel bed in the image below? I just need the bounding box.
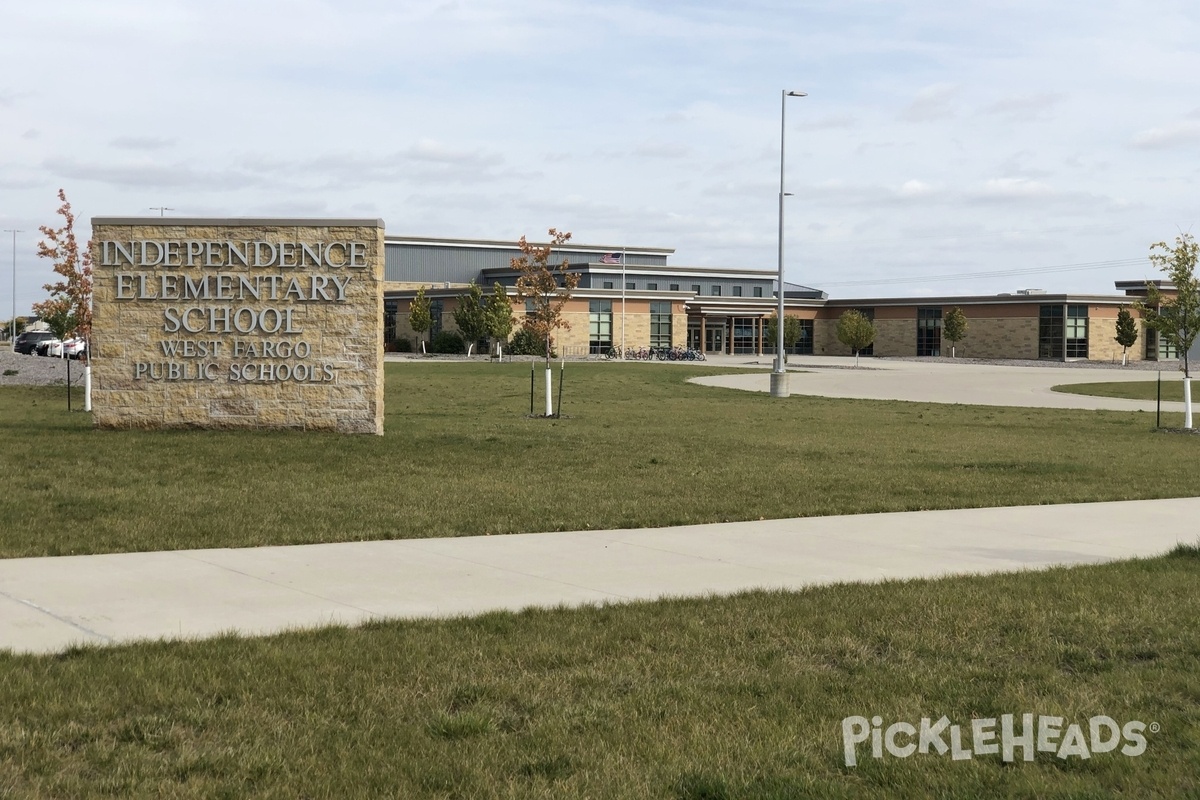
[0,349,88,387]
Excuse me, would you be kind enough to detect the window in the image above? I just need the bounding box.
[916,307,942,357]
[691,284,701,294]
[711,285,722,296]
[650,301,672,348]
[588,300,613,355]
[795,319,814,355]
[1038,305,1064,359]
[732,286,743,297]
[856,308,876,356]
[731,317,757,354]
[647,282,658,290]
[1146,327,1178,360]
[430,300,444,336]
[384,301,398,344]
[1066,304,1088,358]
[602,281,614,289]
[670,283,680,291]
[626,282,635,290]
[753,287,763,298]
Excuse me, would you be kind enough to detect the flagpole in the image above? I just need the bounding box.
[620,248,626,359]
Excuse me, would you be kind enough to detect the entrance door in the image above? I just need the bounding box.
[705,322,726,353]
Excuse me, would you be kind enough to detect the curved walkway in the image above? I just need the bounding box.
[690,356,1189,412]
[2,498,1197,655]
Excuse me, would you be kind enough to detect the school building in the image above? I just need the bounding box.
[382,235,1190,364]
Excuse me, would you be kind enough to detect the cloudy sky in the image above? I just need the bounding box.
[2,0,1199,315]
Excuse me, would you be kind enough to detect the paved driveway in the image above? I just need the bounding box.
[691,357,1188,411]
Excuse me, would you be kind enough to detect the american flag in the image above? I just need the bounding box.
[600,252,623,264]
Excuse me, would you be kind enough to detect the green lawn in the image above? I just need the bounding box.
[1,362,1196,559]
[1053,379,1189,402]
[4,363,1198,797]
[1,548,1197,798]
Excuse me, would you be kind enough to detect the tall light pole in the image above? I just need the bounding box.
[149,207,174,217]
[3,229,20,344]
[771,89,806,399]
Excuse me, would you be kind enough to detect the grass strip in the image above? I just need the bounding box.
[1,362,1196,558]
[1,547,1197,798]
[1053,380,1188,402]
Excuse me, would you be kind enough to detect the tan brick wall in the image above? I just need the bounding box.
[813,317,913,356]
[91,219,384,434]
[873,319,914,356]
[815,311,1045,359]
[1089,316,1147,363]
[947,317,1039,359]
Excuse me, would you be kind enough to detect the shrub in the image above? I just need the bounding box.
[508,327,556,358]
[430,330,466,354]
[394,337,413,353]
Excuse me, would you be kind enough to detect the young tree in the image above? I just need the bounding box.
[33,191,93,342]
[765,315,805,364]
[486,281,515,358]
[1114,306,1138,366]
[33,189,94,408]
[942,306,968,358]
[409,286,432,354]
[1136,233,1200,428]
[837,309,876,367]
[513,229,579,416]
[452,282,489,356]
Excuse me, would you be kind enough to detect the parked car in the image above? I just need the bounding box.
[63,337,88,359]
[36,337,63,357]
[13,330,56,355]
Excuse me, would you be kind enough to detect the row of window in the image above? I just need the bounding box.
[388,299,1181,362]
[588,300,674,353]
[599,281,765,297]
[1038,305,1088,359]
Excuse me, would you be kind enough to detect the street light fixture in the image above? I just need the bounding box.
[771,89,806,399]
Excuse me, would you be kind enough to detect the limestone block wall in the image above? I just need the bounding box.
[1087,309,1146,363]
[947,317,1039,360]
[90,218,385,434]
[872,319,916,356]
[813,318,914,356]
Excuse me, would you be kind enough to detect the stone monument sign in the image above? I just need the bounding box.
[90,218,385,434]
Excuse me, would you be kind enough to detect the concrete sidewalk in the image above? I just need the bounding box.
[2,498,1196,655]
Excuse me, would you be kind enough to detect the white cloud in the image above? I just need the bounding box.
[898,179,933,197]
[974,178,1055,201]
[1130,121,1200,150]
[795,114,858,132]
[110,136,176,151]
[983,93,1065,122]
[899,84,960,122]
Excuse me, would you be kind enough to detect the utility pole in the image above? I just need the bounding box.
[3,229,20,343]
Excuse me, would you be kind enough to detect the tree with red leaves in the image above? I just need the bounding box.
[512,229,578,366]
[512,229,578,416]
[32,189,93,345]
